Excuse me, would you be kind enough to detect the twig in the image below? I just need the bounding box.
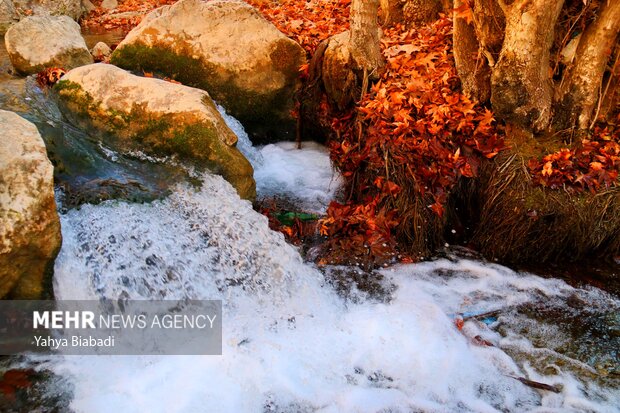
[508,376,561,393]
[589,46,619,129]
[462,308,503,322]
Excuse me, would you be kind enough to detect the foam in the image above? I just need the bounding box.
[217,105,342,213]
[45,173,619,412]
[253,141,343,213]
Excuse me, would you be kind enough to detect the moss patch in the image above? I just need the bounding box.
[111,42,300,143]
[54,80,256,200]
[466,129,620,264]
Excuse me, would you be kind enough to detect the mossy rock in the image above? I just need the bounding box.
[54,64,255,200]
[111,0,306,144]
[0,110,61,299]
[4,15,92,75]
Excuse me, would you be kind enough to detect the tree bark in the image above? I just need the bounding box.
[453,1,486,102]
[379,0,448,26]
[403,0,443,24]
[490,0,564,132]
[379,0,405,25]
[472,0,504,53]
[555,0,620,130]
[453,0,504,102]
[350,0,384,76]
[599,44,620,122]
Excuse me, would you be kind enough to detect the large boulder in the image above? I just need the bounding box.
[321,31,358,111]
[55,64,256,200]
[0,0,17,35]
[12,0,82,20]
[1,0,82,33]
[111,0,306,144]
[5,15,93,75]
[0,110,61,299]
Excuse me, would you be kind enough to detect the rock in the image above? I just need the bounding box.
[322,31,358,111]
[5,15,93,75]
[111,0,306,144]
[0,0,18,35]
[1,0,83,33]
[90,41,111,62]
[81,0,95,14]
[55,64,256,200]
[0,110,61,299]
[12,0,82,20]
[100,0,117,10]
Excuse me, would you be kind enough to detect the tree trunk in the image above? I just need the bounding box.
[555,0,620,130]
[453,0,504,102]
[301,0,384,128]
[379,0,405,25]
[472,0,504,52]
[403,0,442,24]
[453,0,487,102]
[599,44,620,122]
[453,0,504,103]
[491,0,564,132]
[350,0,384,76]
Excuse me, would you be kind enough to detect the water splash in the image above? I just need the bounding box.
[218,104,342,213]
[47,173,619,413]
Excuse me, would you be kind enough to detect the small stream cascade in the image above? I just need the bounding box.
[0,34,618,413]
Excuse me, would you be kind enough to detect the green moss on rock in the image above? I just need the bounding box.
[54,79,256,200]
[111,42,299,143]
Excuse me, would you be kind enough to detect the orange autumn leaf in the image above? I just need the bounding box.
[542,161,554,176]
[454,2,474,24]
[590,161,603,171]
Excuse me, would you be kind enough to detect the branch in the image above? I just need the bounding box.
[496,0,509,13]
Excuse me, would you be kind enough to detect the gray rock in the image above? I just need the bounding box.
[112,0,307,143]
[5,14,93,75]
[0,110,61,299]
[55,64,256,200]
[0,0,17,35]
[100,0,117,10]
[90,41,112,61]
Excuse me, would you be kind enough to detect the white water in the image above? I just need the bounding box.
[35,109,618,412]
[219,105,342,213]
[44,169,619,412]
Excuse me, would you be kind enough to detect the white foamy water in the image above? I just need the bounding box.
[218,105,342,213]
[46,172,619,413]
[253,141,342,213]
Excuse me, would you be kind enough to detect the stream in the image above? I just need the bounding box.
[1,33,619,412]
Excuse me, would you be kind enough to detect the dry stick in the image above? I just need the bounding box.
[360,67,370,101]
[508,376,561,393]
[589,48,619,130]
[296,110,302,149]
[554,1,590,81]
[461,308,503,322]
[384,147,390,181]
